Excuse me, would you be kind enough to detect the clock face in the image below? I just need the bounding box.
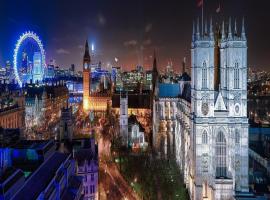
[84,63,88,69]
[201,102,209,116]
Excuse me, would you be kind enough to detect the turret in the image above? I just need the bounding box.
[221,21,225,40]
[241,17,246,40]
[234,19,238,37]
[152,50,158,93]
[182,57,186,74]
[196,17,200,40]
[204,20,208,36]
[192,20,195,42]
[210,17,214,40]
[214,24,221,91]
[228,17,232,40]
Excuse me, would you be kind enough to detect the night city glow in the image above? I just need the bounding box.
[0,1,270,200]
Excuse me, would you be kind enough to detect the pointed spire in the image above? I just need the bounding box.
[192,20,195,41]
[204,20,208,36]
[182,57,186,74]
[210,17,214,39]
[196,17,200,40]
[221,21,225,40]
[152,49,158,93]
[241,17,246,40]
[85,40,89,49]
[234,19,237,36]
[153,49,157,72]
[83,39,91,63]
[228,17,232,39]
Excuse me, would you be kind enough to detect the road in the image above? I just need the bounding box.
[98,125,140,200]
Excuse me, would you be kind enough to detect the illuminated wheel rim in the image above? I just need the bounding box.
[13,31,46,87]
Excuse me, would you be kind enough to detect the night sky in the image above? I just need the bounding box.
[0,0,269,72]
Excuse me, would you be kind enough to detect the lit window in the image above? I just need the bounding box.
[203,181,208,198]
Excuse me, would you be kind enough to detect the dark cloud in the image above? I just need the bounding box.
[56,48,70,55]
[143,39,152,46]
[78,45,84,49]
[145,23,153,33]
[97,13,106,26]
[123,40,137,47]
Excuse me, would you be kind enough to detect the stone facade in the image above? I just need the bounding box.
[0,85,25,130]
[153,18,249,200]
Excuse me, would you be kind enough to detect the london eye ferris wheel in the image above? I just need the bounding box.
[13,31,46,87]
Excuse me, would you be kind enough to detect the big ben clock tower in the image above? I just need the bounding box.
[83,40,91,111]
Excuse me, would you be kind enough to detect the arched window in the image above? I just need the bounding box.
[234,62,240,89]
[203,181,208,198]
[235,130,240,144]
[202,61,207,89]
[202,130,208,144]
[216,131,227,178]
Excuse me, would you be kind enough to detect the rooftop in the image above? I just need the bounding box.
[74,148,97,166]
[158,83,181,98]
[112,93,151,109]
[12,152,69,200]
[61,176,83,200]
[10,140,54,150]
[0,168,24,195]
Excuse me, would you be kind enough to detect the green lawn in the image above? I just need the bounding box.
[117,154,189,200]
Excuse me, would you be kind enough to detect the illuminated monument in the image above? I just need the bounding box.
[83,40,112,115]
[188,18,249,199]
[153,18,249,199]
[83,40,91,112]
[13,31,45,87]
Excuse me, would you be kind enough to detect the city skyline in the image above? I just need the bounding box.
[1,2,270,199]
[0,0,270,71]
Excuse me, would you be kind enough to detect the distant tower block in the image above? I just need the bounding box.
[120,92,128,146]
[83,40,91,112]
[33,52,42,83]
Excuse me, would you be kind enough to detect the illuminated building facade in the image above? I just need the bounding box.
[119,92,128,145]
[128,114,146,148]
[153,18,249,200]
[113,92,151,146]
[24,82,68,133]
[0,84,25,131]
[74,138,98,200]
[83,41,111,115]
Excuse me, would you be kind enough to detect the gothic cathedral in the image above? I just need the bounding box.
[190,17,249,199]
[153,17,249,200]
